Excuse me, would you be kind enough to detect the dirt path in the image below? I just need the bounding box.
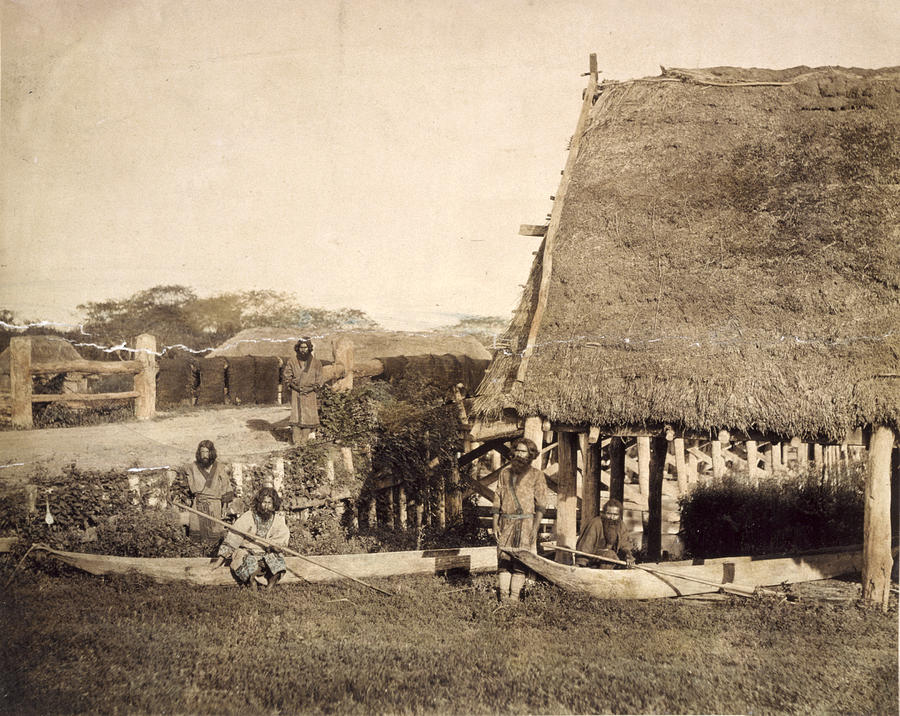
[0,406,294,485]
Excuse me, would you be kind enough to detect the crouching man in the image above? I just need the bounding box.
[210,487,290,589]
[574,498,634,568]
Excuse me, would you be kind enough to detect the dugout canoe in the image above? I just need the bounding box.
[506,544,865,599]
[31,544,497,586]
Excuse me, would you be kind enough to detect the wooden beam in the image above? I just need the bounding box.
[646,436,668,561]
[31,391,141,403]
[862,426,894,610]
[673,438,688,495]
[10,337,32,429]
[608,437,625,504]
[555,432,579,556]
[581,433,601,527]
[516,57,598,384]
[524,416,544,469]
[458,436,510,468]
[30,359,143,375]
[746,440,759,486]
[518,224,548,237]
[637,436,651,496]
[133,333,157,420]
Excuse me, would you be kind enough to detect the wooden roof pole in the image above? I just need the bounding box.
[516,53,598,384]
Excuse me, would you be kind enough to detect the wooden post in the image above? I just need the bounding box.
[746,440,759,486]
[608,437,626,504]
[637,436,651,497]
[10,336,32,429]
[581,433,601,527]
[398,485,407,530]
[368,496,378,528]
[555,432,578,559]
[797,442,808,472]
[673,437,688,495]
[524,416,544,469]
[437,474,446,529]
[490,450,503,472]
[771,442,783,473]
[646,436,668,561]
[273,457,285,494]
[813,443,824,468]
[134,333,157,420]
[862,426,894,610]
[446,464,462,525]
[332,337,354,392]
[711,440,725,478]
[24,484,37,514]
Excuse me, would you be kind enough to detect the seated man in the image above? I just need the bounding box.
[210,487,290,589]
[574,498,634,569]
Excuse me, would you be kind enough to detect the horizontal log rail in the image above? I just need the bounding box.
[31,391,141,403]
[30,359,142,375]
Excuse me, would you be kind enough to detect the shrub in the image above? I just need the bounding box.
[679,462,865,558]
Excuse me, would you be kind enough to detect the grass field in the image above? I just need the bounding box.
[1,568,896,715]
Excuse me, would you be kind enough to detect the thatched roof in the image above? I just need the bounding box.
[207,328,491,362]
[0,335,83,373]
[474,66,900,441]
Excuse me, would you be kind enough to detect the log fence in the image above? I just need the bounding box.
[2,334,157,428]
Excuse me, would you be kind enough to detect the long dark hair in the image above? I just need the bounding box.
[253,487,282,514]
[510,437,539,462]
[195,440,216,465]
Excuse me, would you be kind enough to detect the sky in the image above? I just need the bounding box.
[2,0,898,333]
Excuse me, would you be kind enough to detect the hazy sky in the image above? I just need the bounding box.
[2,0,898,332]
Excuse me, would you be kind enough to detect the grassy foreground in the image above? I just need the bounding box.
[1,569,896,715]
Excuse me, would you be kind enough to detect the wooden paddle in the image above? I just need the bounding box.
[174,501,393,596]
[548,544,779,598]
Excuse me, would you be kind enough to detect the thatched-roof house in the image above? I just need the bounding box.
[208,328,490,362]
[0,335,84,392]
[474,62,899,606]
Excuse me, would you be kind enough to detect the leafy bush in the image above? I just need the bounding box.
[679,463,866,558]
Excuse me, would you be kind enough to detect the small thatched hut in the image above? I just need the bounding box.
[474,60,899,607]
[0,335,85,392]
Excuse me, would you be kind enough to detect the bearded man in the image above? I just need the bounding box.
[185,440,235,541]
[574,498,634,568]
[492,437,548,603]
[211,487,290,589]
[282,338,324,444]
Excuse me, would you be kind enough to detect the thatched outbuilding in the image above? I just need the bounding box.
[474,60,899,607]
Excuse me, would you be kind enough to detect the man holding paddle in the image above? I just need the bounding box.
[209,487,290,590]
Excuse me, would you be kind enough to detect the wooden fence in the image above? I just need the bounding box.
[1,334,157,428]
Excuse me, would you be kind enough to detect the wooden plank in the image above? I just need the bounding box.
[524,416,544,468]
[10,336,32,429]
[32,391,141,403]
[516,59,598,384]
[711,440,724,478]
[862,426,894,610]
[30,359,142,375]
[746,440,759,486]
[518,224,548,237]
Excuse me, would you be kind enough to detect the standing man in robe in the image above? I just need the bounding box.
[184,440,235,542]
[210,486,290,589]
[492,438,548,603]
[283,338,324,444]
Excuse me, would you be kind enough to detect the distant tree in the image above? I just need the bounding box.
[75,286,380,356]
[434,315,509,348]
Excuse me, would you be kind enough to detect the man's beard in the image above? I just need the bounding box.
[510,456,531,473]
[256,507,274,520]
[197,455,214,469]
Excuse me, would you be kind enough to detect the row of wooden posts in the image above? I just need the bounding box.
[2,335,159,428]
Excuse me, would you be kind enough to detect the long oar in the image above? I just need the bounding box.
[549,544,777,598]
[174,502,392,596]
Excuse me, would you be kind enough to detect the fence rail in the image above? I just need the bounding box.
[4,334,157,428]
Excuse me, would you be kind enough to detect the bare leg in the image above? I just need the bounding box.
[267,572,283,589]
[509,572,526,602]
[497,570,511,601]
